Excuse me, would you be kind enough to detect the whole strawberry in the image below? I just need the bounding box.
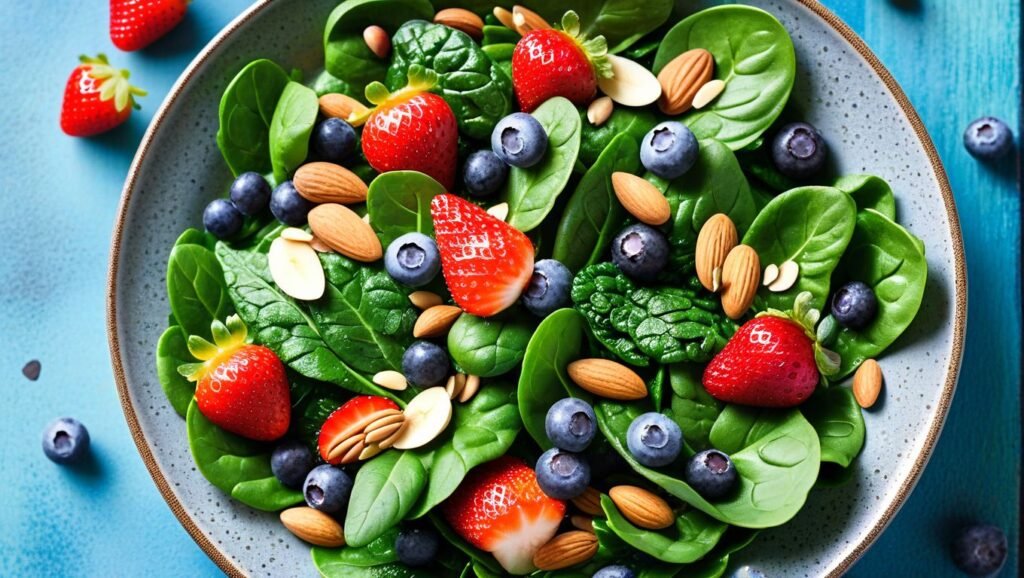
[512,11,612,112]
[179,315,291,441]
[359,65,458,189]
[110,0,189,51]
[60,55,146,137]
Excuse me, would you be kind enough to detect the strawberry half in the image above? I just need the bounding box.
[443,456,565,575]
[60,54,146,137]
[317,395,400,464]
[430,194,535,317]
[179,315,290,441]
[110,0,189,52]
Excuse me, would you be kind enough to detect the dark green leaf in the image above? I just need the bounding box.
[344,450,428,547]
[601,494,727,563]
[429,513,504,576]
[663,362,722,451]
[166,243,232,340]
[367,171,448,247]
[446,313,534,377]
[833,173,897,220]
[579,107,659,167]
[311,528,400,571]
[216,59,290,176]
[156,326,195,417]
[801,386,865,468]
[269,81,319,183]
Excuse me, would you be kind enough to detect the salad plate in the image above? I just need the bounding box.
[107,1,966,576]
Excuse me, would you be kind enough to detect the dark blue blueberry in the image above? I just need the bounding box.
[684,449,737,500]
[491,112,548,168]
[203,199,243,239]
[594,566,637,578]
[395,525,440,567]
[312,118,358,163]
[402,341,449,388]
[952,525,1007,576]
[535,448,590,500]
[384,233,441,287]
[964,117,1014,160]
[831,281,878,330]
[303,464,353,514]
[522,259,573,317]
[463,150,509,197]
[730,566,767,578]
[771,122,827,180]
[41,417,90,464]
[640,121,699,179]
[611,224,669,282]
[626,412,682,467]
[545,398,596,452]
[270,181,315,226]
[271,440,315,490]
[229,172,272,216]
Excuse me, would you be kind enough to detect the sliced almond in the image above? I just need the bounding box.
[281,227,314,243]
[322,409,399,462]
[492,6,516,29]
[763,263,780,287]
[372,370,408,392]
[364,421,405,444]
[308,203,382,263]
[294,162,368,205]
[533,531,598,571]
[586,96,613,127]
[570,515,594,533]
[409,290,443,310]
[611,172,670,226]
[268,237,326,301]
[768,260,800,293]
[392,387,453,450]
[571,487,604,517]
[609,485,674,530]
[692,79,726,109]
[341,439,367,464]
[458,374,481,403]
[568,359,647,400]
[280,507,345,547]
[487,202,509,222]
[720,245,761,319]
[358,442,384,461]
[853,359,883,408]
[376,425,405,450]
[712,267,722,293]
[309,236,334,253]
[362,213,371,224]
[364,412,406,435]
[445,373,467,400]
[434,8,484,39]
[363,25,390,59]
[414,305,463,338]
[657,48,714,115]
[319,93,369,127]
[598,54,662,107]
[327,432,365,464]
[512,5,550,35]
[695,214,738,292]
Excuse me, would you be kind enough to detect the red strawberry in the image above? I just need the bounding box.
[317,395,400,464]
[110,0,189,52]
[511,11,611,112]
[60,55,146,137]
[359,65,458,189]
[443,457,565,575]
[430,194,535,317]
[181,315,291,441]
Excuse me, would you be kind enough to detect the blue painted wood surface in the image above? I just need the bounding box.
[0,1,1017,576]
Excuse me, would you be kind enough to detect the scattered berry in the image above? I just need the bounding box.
[60,54,146,137]
[522,259,572,317]
[270,181,314,226]
[312,118,357,163]
[594,566,637,578]
[41,417,90,464]
[402,341,449,388]
[951,524,1007,576]
[626,412,682,467]
[271,441,315,490]
[203,199,243,239]
[384,232,441,287]
[303,464,353,514]
[964,117,1014,160]
[22,360,41,381]
[771,122,827,180]
[318,396,400,464]
[110,0,189,51]
[545,397,596,452]
[395,525,441,567]
[463,150,509,197]
[611,223,669,282]
[535,448,591,500]
[491,112,548,168]
[229,172,272,216]
[831,281,878,330]
[640,121,699,179]
[684,449,738,500]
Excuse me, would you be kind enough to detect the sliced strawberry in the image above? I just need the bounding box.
[317,395,400,463]
[443,457,565,574]
[430,194,535,317]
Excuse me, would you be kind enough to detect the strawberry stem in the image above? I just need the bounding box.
[353,65,439,123]
[79,53,147,112]
[756,291,842,377]
[178,315,250,382]
[559,11,612,79]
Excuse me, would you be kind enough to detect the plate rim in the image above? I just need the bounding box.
[105,2,967,576]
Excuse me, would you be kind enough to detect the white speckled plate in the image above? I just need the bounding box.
[107,1,966,576]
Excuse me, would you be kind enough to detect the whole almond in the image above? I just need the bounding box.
[308,203,382,262]
[533,531,598,571]
[294,162,368,205]
[319,93,368,126]
[434,8,484,39]
[492,6,516,29]
[363,25,390,59]
[409,290,443,310]
[568,359,647,400]
[570,515,595,533]
[458,374,481,403]
[413,305,463,338]
[696,214,738,292]
[512,5,550,35]
[609,486,674,530]
[720,245,761,319]
[587,96,614,126]
[657,48,714,115]
[853,359,883,408]
[280,507,346,547]
[611,172,671,226]
[571,487,604,517]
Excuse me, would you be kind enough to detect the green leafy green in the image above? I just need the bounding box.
[579,107,659,166]
[518,309,587,449]
[311,69,354,98]
[482,24,519,46]
[664,363,723,451]
[367,171,447,247]
[801,386,865,468]
[166,243,232,340]
[311,528,399,571]
[269,81,319,183]
[156,326,195,417]
[447,313,534,377]
[429,513,504,575]
[313,560,434,578]
[601,495,727,563]
[216,59,290,176]
[344,450,428,547]
[834,174,897,220]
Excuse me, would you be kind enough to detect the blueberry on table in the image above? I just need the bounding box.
[626,412,682,467]
[594,566,637,578]
[535,448,591,500]
[611,223,669,282]
[384,232,441,287]
[229,172,272,216]
[640,121,699,179]
[831,281,878,330]
[395,525,440,567]
[303,464,353,514]
[203,198,243,239]
[952,524,1007,576]
[491,112,548,168]
[271,440,315,490]
[270,181,314,226]
[545,397,596,452]
[312,117,357,163]
[41,417,90,464]
[463,150,509,197]
[522,259,573,317]
[770,122,828,180]
[964,116,1014,160]
[684,449,737,500]
[402,341,449,388]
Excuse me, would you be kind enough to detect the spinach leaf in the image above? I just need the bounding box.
[312,69,355,98]
[367,171,447,247]
[831,209,927,377]
[344,450,428,547]
[579,107,659,167]
[185,400,302,512]
[269,81,318,183]
[311,528,399,571]
[156,326,195,417]
[553,133,639,273]
[601,495,727,563]
[518,309,586,449]
[504,97,582,232]
[313,561,434,578]
[447,313,533,377]
[216,59,290,177]
[428,513,504,575]
[649,365,665,412]
[834,174,897,220]
[742,186,857,312]
[801,386,865,468]
[387,20,514,140]
[653,6,796,151]
[166,243,232,340]
[663,362,722,451]
[175,227,214,249]
[482,25,519,46]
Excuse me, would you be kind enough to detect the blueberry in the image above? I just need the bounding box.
[611,224,669,282]
[535,448,591,500]
[312,118,357,163]
[402,341,449,388]
[203,199,243,239]
[964,117,1014,160]
[522,259,572,317]
[463,150,509,197]
[271,440,315,490]
[730,566,768,578]
[951,525,1007,576]
[303,464,353,514]
[545,398,596,452]
[229,172,272,216]
[395,525,440,567]
[684,449,737,500]
[770,122,828,180]
[270,181,315,226]
[640,121,699,179]
[41,417,90,464]
[626,412,682,467]
[831,281,878,330]
[594,566,637,578]
[384,233,441,287]
[491,112,548,168]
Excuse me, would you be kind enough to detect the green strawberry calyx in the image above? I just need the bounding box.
[756,291,842,378]
[349,64,439,125]
[177,314,249,382]
[559,11,612,79]
[80,54,147,112]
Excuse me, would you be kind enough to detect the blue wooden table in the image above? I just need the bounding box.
[0,1,1017,576]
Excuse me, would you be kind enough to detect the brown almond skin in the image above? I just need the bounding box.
[363,25,390,59]
[567,359,647,400]
[571,487,605,517]
[696,214,739,292]
[657,49,714,115]
[853,359,883,408]
[308,203,382,262]
[318,93,368,125]
[492,6,516,29]
[434,8,484,39]
[280,507,346,547]
[533,531,598,571]
[609,486,674,530]
[512,5,551,35]
[294,162,368,204]
[611,172,671,226]
[413,305,463,338]
[720,245,761,319]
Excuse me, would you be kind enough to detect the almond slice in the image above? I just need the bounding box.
[358,442,384,461]
[692,79,726,109]
[268,237,326,301]
[413,305,463,338]
[309,236,334,253]
[280,507,346,547]
[598,55,662,107]
[364,421,405,444]
[512,5,550,35]
[458,374,481,403]
[364,412,406,435]
[611,172,671,226]
[409,290,443,310]
[492,6,516,29]
[570,515,594,533]
[341,439,367,464]
[392,387,453,450]
[434,8,484,39]
[487,202,509,222]
[763,263,780,287]
[445,373,467,400]
[768,260,799,292]
[571,487,604,517]
[308,203,382,262]
[587,96,614,126]
[319,93,368,126]
[322,409,400,461]
[372,370,408,391]
[327,433,365,464]
[281,227,314,243]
